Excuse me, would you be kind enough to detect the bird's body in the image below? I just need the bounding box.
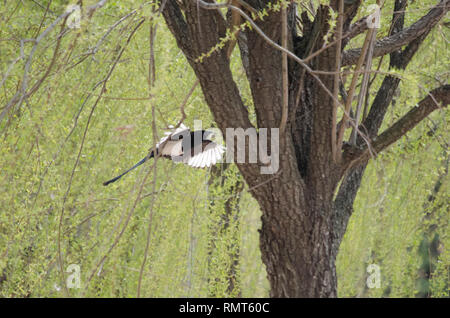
[103,124,224,186]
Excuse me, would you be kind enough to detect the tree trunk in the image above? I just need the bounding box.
[246,103,340,297]
[257,186,338,297]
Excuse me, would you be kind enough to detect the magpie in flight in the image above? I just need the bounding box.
[103,124,225,186]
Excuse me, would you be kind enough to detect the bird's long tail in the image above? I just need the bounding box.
[103,151,154,186]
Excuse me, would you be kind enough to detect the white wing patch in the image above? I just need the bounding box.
[184,142,225,168]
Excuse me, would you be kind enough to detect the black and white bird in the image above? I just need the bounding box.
[103,124,225,186]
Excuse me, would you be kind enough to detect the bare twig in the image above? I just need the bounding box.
[332,0,344,162]
[336,27,375,161]
[350,28,377,145]
[175,80,199,129]
[279,1,289,136]
[137,14,159,297]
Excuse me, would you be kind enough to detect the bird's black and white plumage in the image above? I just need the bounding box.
[103,124,225,186]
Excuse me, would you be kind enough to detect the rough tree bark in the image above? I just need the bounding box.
[161,0,450,297]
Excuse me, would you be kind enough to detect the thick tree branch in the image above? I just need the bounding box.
[368,85,449,152]
[341,0,362,39]
[342,15,368,48]
[342,0,449,66]
[346,85,450,164]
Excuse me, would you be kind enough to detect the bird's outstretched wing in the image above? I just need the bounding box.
[183,141,225,168]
